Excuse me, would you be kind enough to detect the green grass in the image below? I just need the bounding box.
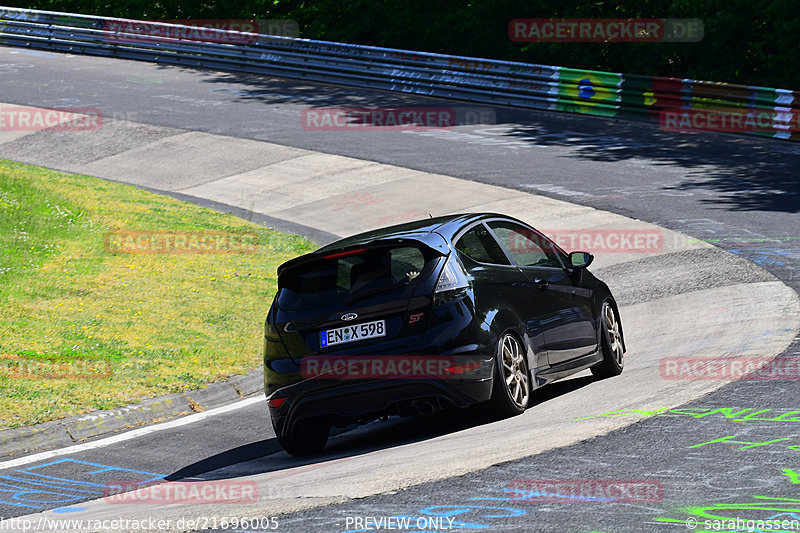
[0,159,315,429]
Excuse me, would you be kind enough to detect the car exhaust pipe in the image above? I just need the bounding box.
[412,400,438,416]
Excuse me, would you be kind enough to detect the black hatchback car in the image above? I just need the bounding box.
[264,213,625,455]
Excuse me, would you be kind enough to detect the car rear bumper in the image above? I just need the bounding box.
[267,354,493,437]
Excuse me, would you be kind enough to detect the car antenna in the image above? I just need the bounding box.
[429,213,432,218]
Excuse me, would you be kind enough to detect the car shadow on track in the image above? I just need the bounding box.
[165,374,596,481]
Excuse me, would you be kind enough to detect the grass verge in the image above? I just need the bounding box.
[0,159,315,429]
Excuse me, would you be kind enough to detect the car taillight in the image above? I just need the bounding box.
[433,254,469,305]
[444,362,482,374]
[323,248,366,260]
[268,397,287,408]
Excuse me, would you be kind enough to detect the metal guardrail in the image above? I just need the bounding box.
[0,6,797,141]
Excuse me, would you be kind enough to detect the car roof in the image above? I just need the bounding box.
[315,212,519,252]
[278,212,558,276]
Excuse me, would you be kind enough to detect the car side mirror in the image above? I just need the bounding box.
[569,251,593,270]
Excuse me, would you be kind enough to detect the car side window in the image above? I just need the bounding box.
[487,221,563,268]
[455,224,511,265]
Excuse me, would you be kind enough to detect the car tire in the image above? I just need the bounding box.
[591,299,624,379]
[487,332,530,418]
[276,418,329,456]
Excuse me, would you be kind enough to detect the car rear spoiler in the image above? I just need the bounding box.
[276,232,450,278]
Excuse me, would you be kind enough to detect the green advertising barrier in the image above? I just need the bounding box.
[555,68,622,117]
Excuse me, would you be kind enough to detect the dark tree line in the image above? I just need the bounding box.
[5,0,798,89]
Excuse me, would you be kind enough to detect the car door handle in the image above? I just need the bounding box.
[533,278,549,290]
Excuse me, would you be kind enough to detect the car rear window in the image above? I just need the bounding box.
[277,245,435,311]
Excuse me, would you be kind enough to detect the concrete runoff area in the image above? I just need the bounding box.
[1,104,798,531]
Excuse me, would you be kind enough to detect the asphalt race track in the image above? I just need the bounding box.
[1,46,800,532]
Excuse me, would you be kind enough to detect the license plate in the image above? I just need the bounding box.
[320,319,386,347]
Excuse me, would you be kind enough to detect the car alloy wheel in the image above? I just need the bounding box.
[488,332,530,417]
[604,301,624,366]
[591,299,624,378]
[501,333,529,408]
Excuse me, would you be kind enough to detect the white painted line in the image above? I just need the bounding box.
[0,396,265,470]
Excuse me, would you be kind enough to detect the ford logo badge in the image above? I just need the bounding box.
[341,313,358,321]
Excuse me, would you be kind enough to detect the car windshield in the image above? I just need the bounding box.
[277,244,436,311]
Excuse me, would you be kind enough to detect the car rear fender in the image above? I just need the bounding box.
[484,308,538,371]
